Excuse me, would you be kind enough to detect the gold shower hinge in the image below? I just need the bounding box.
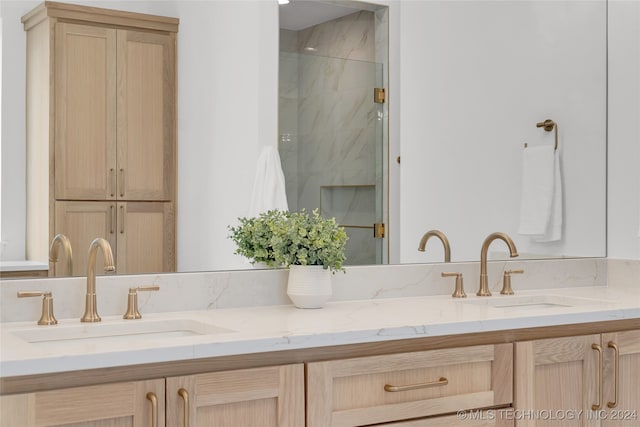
[374,223,385,239]
[374,88,386,104]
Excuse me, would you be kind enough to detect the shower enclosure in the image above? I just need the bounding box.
[278,50,385,265]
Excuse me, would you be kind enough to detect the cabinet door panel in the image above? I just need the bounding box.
[116,202,175,274]
[117,30,175,201]
[601,330,640,427]
[515,335,600,427]
[0,379,164,427]
[167,364,304,427]
[55,23,116,200]
[55,201,116,276]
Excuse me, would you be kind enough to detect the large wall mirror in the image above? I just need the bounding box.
[0,0,607,277]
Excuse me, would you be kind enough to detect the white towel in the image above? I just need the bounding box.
[518,146,563,242]
[248,146,289,217]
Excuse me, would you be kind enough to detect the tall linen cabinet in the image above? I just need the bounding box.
[22,2,178,276]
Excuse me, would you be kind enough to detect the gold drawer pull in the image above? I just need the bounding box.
[146,392,158,427]
[592,343,603,410]
[178,388,190,426]
[384,377,448,392]
[607,341,619,408]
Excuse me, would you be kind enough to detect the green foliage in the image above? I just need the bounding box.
[228,210,287,267]
[228,209,348,272]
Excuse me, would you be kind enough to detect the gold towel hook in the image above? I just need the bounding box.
[536,119,558,151]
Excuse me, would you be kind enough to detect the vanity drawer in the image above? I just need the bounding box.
[307,343,513,427]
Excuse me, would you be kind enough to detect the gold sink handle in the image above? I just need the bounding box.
[441,272,466,298]
[123,285,160,320]
[17,291,58,325]
[500,269,524,295]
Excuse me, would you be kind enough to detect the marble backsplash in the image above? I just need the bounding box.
[0,258,612,323]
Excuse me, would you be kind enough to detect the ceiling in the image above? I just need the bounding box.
[279,1,362,31]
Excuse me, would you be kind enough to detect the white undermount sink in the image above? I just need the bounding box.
[460,294,608,311]
[12,318,234,348]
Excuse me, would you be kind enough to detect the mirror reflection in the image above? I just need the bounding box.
[0,0,607,278]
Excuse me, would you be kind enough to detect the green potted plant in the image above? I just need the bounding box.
[271,209,348,308]
[228,210,287,268]
[229,209,348,308]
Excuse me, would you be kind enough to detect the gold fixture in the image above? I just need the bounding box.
[17,291,58,325]
[441,272,466,298]
[123,285,160,319]
[384,377,448,392]
[374,223,385,239]
[607,341,619,408]
[110,168,115,197]
[81,237,115,323]
[531,119,558,151]
[374,87,386,104]
[178,388,190,426]
[592,343,603,410]
[49,233,73,276]
[500,269,524,295]
[119,168,125,197]
[146,392,158,427]
[478,232,518,296]
[418,230,451,262]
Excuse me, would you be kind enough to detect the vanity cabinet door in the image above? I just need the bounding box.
[601,329,640,427]
[514,334,600,427]
[116,202,175,274]
[54,22,117,201]
[116,29,175,202]
[0,379,164,427]
[307,344,513,426]
[166,364,304,427]
[54,201,117,277]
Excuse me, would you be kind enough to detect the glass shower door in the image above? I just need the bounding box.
[278,52,385,265]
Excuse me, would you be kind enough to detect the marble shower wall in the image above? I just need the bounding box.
[278,11,381,265]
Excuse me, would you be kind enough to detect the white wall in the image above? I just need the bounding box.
[608,0,640,260]
[0,2,27,261]
[0,0,278,270]
[398,0,607,263]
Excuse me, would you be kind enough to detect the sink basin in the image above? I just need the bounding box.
[12,318,233,347]
[460,295,607,311]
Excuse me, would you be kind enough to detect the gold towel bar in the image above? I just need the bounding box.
[534,119,558,151]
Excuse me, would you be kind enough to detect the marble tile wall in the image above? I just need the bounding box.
[278,11,381,265]
[1,258,607,323]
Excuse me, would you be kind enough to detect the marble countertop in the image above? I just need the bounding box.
[2,284,639,378]
[0,260,48,272]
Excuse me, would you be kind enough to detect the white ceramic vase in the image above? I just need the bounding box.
[286,265,332,309]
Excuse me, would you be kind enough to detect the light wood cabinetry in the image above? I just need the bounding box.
[166,364,305,427]
[23,2,177,274]
[1,365,304,427]
[307,343,513,426]
[514,330,640,426]
[601,330,640,427]
[55,201,175,276]
[0,379,164,427]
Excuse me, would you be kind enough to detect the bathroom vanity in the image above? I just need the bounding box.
[1,259,638,426]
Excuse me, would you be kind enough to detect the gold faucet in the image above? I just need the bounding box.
[478,232,518,296]
[81,238,115,323]
[49,234,73,276]
[418,230,451,262]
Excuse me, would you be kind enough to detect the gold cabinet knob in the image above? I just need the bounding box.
[17,291,58,325]
[123,286,160,320]
[441,272,466,298]
[500,269,524,295]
